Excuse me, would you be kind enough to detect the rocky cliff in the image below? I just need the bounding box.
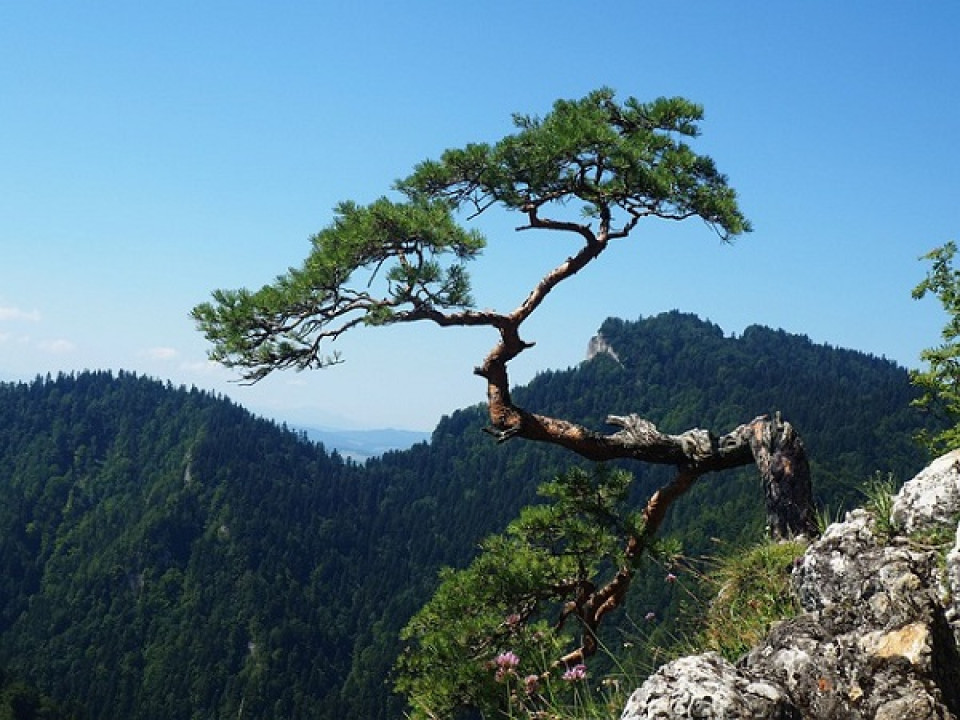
[585,332,622,365]
[622,451,960,720]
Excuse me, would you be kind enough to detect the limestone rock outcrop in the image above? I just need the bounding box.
[622,452,960,720]
[585,333,621,365]
[620,653,800,720]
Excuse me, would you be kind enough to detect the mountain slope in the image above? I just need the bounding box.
[0,313,938,718]
[0,370,377,718]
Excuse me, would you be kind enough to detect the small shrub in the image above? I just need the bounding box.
[814,503,845,535]
[861,471,898,539]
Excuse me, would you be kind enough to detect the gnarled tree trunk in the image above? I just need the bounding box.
[477,330,818,666]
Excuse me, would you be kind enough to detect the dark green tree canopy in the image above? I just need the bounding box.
[398,91,749,236]
[193,88,749,384]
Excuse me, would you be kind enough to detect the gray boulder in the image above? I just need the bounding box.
[622,453,960,720]
[620,652,799,720]
[891,449,960,534]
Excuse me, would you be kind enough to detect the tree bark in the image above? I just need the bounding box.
[603,412,818,539]
[477,322,818,538]
[480,373,818,667]
[484,406,818,538]
[552,414,818,666]
[743,411,818,540]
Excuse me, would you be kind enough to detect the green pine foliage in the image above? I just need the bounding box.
[0,668,79,720]
[194,89,752,386]
[0,313,937,718]
[395,466,641,720]
[912,241,960,452]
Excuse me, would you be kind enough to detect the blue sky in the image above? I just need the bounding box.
[2,2,958,431]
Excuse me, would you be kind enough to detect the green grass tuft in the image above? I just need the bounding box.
[695,539,806,662]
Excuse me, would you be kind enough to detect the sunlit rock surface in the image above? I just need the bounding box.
[622,453,960,720]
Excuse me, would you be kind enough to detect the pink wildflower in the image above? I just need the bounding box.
[493,650,519,682]
[495,651,519,670]
[524,674,540,694]
[665,572,678,583]
[562,664,587,682]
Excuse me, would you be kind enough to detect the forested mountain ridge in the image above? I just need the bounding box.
[0,313,936,719]
[536,313,925,507]
[0,370,373,718]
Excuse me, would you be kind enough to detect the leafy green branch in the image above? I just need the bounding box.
[912,241,960,452]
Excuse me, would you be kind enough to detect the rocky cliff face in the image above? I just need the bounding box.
[585,333,622,365]
[622,451,960,720]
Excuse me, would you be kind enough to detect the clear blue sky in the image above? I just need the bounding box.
[2,2,958,431]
